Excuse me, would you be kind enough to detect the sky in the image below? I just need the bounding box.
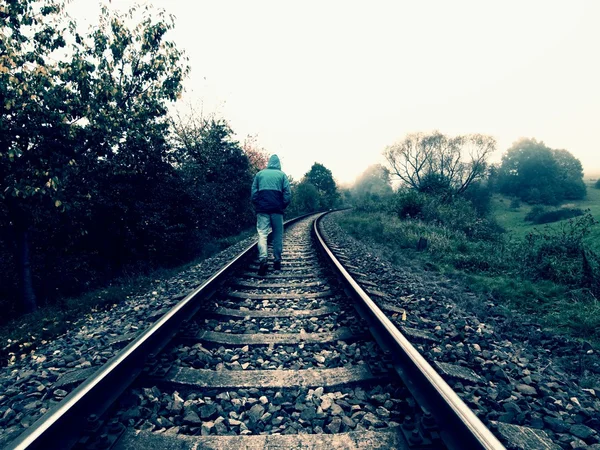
[66,0,600,185]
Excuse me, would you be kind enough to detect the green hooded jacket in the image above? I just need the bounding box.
[251,155,292,214]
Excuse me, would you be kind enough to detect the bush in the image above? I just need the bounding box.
[461,182,493,216]
[525,205,548,222]
[418,173,452,196]
[386,189,503,243]
[513,213,598,285]
[525,206,584,224]
[388,190,427,219]
[509,198,521,209]
[595,179,600,189]
[421,196,503,241]
[533,209,585,225]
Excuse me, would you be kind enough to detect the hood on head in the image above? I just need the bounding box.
[267,155,281,170]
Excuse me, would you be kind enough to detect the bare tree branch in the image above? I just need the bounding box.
[384,131,496,194]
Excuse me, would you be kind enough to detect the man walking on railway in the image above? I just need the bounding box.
[251,154,292,276]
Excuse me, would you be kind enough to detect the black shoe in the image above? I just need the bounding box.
[273,261,281,271]
[258,262,268,276]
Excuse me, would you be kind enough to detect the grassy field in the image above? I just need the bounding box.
[492,181,600,252]
[336,184,600,346]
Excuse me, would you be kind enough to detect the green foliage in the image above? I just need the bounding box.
[418,172,452,196]
[0,2,263,320]
[303,162,339,209]
[339,172,600,343]
[387,189,502,241]
[352,164,393,210]
[497,138,586,204]
[173,117,254,237]
[290,181,320,214]
[1,0,71,204]
[461,182,493,216]
[337,209,600,341]
[509,197,521,210]
[595,179,600,190]
[0,0,190,313]
[514,213,598,286]
[525,207,585,225]
[524,205,548,222]
[388,189,427,219]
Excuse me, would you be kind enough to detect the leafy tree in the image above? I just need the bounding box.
[0,1,188,312]
[351,164,393,210]
[293,181,320,213]
[497,138,586,204]
[172,116,254,236]
[383,131,495,195]
[68,4,188,174]
[1,0,79,312]
[552,149,586,200]
[353,164,393,200]
[304,162,339,209]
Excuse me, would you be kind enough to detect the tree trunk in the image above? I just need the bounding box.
[13,226,37,313]
[7,201,37,313]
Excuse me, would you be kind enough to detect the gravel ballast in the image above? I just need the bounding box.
[0,236,257,447]
[3,212,600,449]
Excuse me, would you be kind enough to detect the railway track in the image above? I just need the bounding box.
[6,213,505,450]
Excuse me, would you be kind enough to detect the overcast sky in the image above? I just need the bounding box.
[68,1,600,184]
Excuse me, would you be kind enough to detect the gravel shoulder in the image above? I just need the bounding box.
[0,236,257,447]
[321,211,600,450]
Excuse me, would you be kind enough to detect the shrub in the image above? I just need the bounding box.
[509,198,521,209]
[418,173,452,196]
[525,205,547,222]
[525,206,584,225]
[461,182,493,216]
[421,196,503,241]
[595,179,600,189]
[533,208,585,225]
[388,190,427,219]
[513,213,598,285]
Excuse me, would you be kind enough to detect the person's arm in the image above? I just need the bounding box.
[282,174,291,208]
[251,174,259,204]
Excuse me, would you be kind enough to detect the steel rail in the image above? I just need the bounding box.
[313,211,506,450]
[6,213,313,450]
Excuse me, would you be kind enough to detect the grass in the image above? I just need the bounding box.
[0,227,256,366]
[336,207,600,346]
[493,181,600,252]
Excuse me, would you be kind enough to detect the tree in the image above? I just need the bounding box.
[352,164,393,205]
[497,138,586,204]
[383,131,495,196]
[1,0,78,312]
[0,1,188,312]
[303,162,339,209]
[172,116,254,236]
[552,149,587,200]
[293,181,320,213]
[68,4,188,174]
